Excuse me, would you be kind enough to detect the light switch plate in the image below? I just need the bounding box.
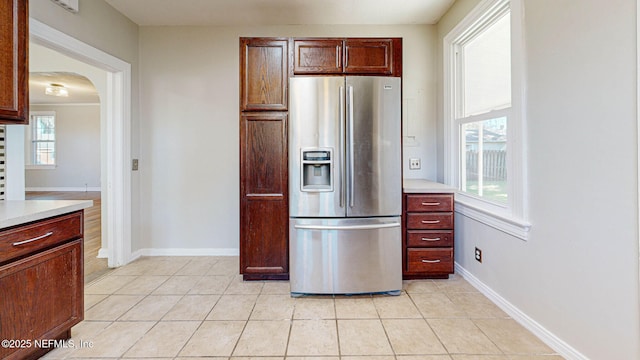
[132,159,139,171]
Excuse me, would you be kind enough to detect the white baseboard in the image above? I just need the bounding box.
[129,248,239,261]
[97,248,108,259]
[26,187,101,192]
[455,263,588,360]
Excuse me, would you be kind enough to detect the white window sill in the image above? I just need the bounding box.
[26,165,56,170]
[454,198,531,240]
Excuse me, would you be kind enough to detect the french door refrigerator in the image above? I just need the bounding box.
[289,76,402,296]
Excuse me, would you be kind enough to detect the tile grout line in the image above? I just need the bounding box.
[333,296,342,358]
[226,283,261,357]
[406,285,457,357]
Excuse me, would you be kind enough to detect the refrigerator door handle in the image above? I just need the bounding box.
[339,86,346,208]
[293,222,401,230]
[347,85,355,208]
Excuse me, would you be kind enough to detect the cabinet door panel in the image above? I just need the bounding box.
[0,240,83,359]
[293,39,343,74]
[344,39,394,75]
[0,0,28,124]
[240,38,288,111]
[240,113,287,196]
[241,199,288,275]
[240,112,288,279]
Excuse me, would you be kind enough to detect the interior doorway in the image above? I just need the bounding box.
[29,19,132,269]
[26,62,106,281]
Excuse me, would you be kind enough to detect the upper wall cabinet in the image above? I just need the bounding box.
[344,38,398,75]
[293,38,402,77]
[0,0,28,124]
[293,39,343,74]
[240,38,288,111]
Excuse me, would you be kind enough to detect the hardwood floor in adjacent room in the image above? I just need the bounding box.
[25,191,110,283]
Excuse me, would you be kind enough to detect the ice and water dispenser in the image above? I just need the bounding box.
[301,148,333,192]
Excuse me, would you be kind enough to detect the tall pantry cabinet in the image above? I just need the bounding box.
[0,0,28,124]
[239,38,290,280]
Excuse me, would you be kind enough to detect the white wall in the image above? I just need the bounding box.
[438,0,639,359]
[138,25,438,252]
[26,105,100,190]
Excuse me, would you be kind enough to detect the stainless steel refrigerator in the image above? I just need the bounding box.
[289,76,402,296]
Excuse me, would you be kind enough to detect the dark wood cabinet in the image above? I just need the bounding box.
[0,0,28,124]
[344,38,396,75]
[292,37,401,76]
[240,37,290,280]
[240,38,288,111]
[239,110,289,280]
[0,211,84,360]
[293,39,343,74]
[403,193,455,279]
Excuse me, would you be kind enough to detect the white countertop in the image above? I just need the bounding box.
[403,179,456,193]
[0,200,93,229]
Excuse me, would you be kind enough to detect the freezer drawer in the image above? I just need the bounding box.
[289,217,402,295]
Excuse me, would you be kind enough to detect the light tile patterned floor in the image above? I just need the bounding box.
[43,256,565,359]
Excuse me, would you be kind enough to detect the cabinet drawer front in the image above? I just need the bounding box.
[407,230,453,248]
[406,194,453,212]
[0,212,83,264]
[407,213,453,230]
[407,248,453,273]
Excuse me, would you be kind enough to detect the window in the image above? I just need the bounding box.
[26,111,56,168]
[444,0,530,239]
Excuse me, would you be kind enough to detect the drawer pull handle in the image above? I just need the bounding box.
[12,232,54,246]
[421,220,440,224]
[421,259,441,263]
[421,237,441,241]
[421,202,441,206]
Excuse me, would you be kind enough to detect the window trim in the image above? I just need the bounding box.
[26,111,57,170]
[444,0,530,240]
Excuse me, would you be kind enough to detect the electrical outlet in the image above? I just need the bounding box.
[409,158,421,170]
[475,247,482,263]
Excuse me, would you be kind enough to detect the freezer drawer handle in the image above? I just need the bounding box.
[294,223,400,230]
[421,202,441,206]
[421,237,441,241]
[421,259,441,263]
[421,220,440,224]
[12,232,54,246]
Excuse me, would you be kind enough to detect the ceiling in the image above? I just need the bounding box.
[29,72,100,105]
[29,0,455,105]
[104,0,455,26]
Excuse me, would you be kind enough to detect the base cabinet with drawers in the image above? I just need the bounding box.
[0,211,84,360]
[403,193,455,279]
